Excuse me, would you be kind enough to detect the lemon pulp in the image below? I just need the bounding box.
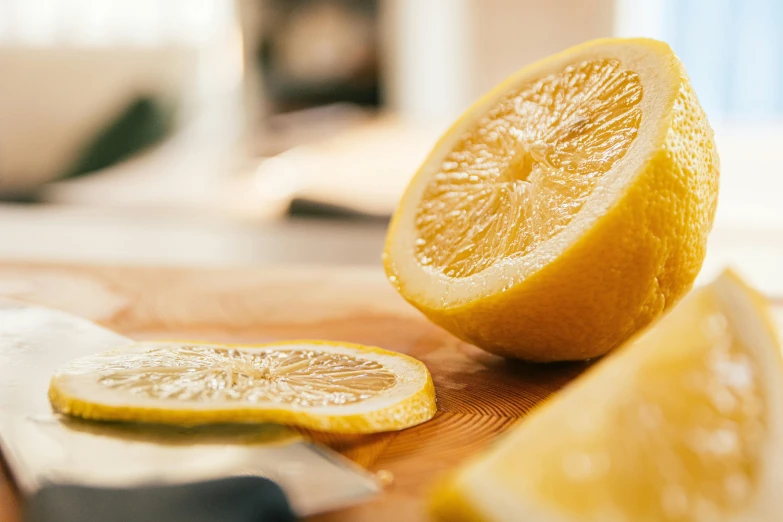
[96,345,398,407]
[415,59,642,277]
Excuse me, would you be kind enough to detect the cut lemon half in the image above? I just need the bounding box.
[431,270,783,522]
[384,37,719,361]
[49,340,436,434]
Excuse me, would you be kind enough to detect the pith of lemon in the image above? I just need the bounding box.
[383,37,719,361]
[49,340,436,434]
[430,270,783,522]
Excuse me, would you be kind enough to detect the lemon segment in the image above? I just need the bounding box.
[384,37,719,361]
[49,340,436,434]
[430,270,783,522]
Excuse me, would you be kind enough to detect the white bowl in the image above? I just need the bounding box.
[0,46,197,196]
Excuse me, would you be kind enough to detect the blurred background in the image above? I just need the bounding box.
[0,0,781,293]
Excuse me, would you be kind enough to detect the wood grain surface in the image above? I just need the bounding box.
[0,262,594,521]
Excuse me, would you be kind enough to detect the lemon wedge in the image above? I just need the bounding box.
[49,340,436,434]
[431,270,783,521]
[384,37,719,361]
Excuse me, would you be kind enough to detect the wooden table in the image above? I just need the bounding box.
[0,262,598,521]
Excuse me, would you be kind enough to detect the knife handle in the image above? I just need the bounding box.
[24,476,297,522]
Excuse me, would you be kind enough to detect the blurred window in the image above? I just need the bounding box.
[616,0,783,229]
[616,0,783,121]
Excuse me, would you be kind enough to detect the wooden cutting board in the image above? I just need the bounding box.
[0,262,590,522]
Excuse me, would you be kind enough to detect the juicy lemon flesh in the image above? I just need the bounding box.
[490,287,765,521]
[415,59,642,278]
[83,344,399,408]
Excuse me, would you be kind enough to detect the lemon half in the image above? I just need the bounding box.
[431,270,783,521]
[49,340,436,434]
[384,37,719,361]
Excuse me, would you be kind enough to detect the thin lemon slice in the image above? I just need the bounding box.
[49,340,436,434]
[430,270,783,521]
[384,37,719,361]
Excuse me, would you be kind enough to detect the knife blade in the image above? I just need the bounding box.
[0,298,379,518]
